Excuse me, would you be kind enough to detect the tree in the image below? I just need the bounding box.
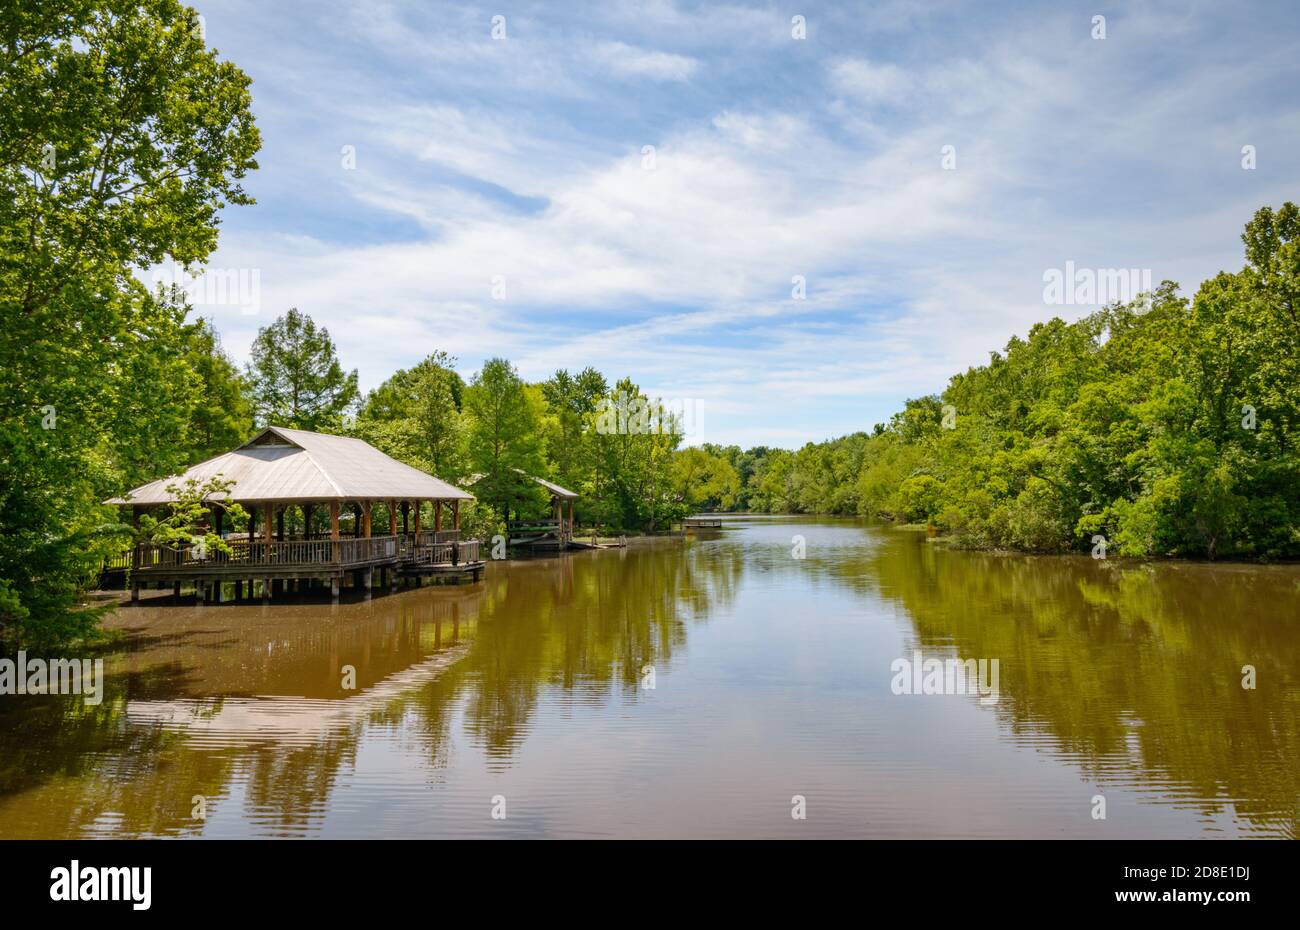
[541,367,608,513]
[245,308,359,432]
[0,0,260,646]
[463,358,545,521]
[353,351,465,478]
[182,316,254,458]
[137,476,246,559]
[670,447,740,512]
[588,378,685,530]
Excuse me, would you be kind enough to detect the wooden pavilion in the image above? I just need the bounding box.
[108,426,484,603]
[466,470,580,551]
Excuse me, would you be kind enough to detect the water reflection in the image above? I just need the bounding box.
[0,520,1296,838]
[858,534,1300,838]
[0,538,738,837]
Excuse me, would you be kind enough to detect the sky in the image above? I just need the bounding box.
[184,0,1300,448]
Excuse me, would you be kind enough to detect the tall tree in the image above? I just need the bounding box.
[0,0,260,645]
[589,377,685,530]
[245,308,359,432]
[353,350,465,478]
[182,315,254,458]
[541,366,607,510]
[463,358,545,520]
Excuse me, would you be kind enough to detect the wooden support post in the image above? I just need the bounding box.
[362,501,372,538]
[130,506,141,603]
[364,566,373,598]
[263,502,274,561]
[131,507,141,571]
[262,577,271,603]
[330,574,340,600]
[276,508,285,541]
[413,499,422,536]
[401,501,410,535]
[434,500,442,533]
[173,582,181,599]
[303,504,314,540]
[235,580,243,600]
[389,501,397,536]
[196,580,205,606]
[453,499,460,530]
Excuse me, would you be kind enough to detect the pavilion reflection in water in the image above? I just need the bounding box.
[0,538,732,837]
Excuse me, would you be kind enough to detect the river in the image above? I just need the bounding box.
[1,515,1296,838]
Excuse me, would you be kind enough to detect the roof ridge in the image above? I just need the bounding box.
[295,445,347,498]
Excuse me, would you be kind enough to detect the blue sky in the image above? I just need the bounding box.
[188,0,1300,448]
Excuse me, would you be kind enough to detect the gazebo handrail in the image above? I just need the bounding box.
[132,534,401,569]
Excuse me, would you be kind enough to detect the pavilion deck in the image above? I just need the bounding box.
[116,531,483,602]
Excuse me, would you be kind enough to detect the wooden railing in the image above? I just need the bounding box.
[105,550,133,571]
[508,519,561,532]
[125,532,487,575]
[132,535,401,571]
[406,539,481,566]
[411,530,461,546]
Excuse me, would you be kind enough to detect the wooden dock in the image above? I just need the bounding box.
[676,518,724,532]
[115,532,484,603]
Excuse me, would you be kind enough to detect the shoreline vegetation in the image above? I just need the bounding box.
[1,5,1295,649]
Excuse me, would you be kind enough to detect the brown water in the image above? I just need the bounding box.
[1,516,1297,838]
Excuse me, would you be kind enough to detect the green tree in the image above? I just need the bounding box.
[670,447,740,512]
[0,0,260,646]
[245,308,359,432]
[182,316,254,458]
[588,378,684,530]
[541,366,608,514]
[353,350,465,479]
[464,358,545,521]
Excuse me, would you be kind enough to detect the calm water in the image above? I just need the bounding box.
[1,516,1297,839]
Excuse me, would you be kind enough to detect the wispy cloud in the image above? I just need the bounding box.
[592,41,700,81]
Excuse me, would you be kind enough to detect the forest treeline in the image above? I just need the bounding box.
[702,205,1300,562]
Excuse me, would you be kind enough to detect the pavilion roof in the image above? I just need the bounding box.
[464,469,579,500]
[106,426,474,506]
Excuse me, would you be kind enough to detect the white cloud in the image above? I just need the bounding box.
[592,41,699,82]
[827,57,912,104]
